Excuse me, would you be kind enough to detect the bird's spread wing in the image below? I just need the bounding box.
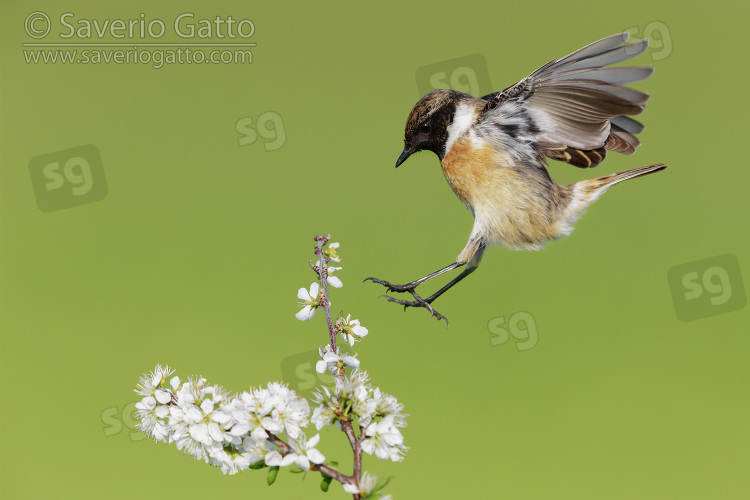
[479,33,652,168]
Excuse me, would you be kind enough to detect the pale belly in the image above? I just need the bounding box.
[441,137,567,251]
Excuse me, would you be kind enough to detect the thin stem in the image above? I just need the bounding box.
[341,419,362,483]
[314,234,337,350]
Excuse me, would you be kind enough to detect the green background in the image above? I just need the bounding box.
[2,1,748,498]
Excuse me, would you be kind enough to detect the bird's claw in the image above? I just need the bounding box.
[363,277,417,293]
[382,295,448,325]
[368,277,449,325]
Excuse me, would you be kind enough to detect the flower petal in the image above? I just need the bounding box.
[295,454,311,471]
[343,482,359,494]
[265,451,282,466]
[307,448,325,464]
[261,416,283,434]
[342,356,360,368]
[352,325,368,337]
[229,423,252,436]
[154,389,172,405]
[307,433,320,447]
[281,453,297,467]
[322,352,339,362]
[208,422,224,442]
[136,396,156,411]
[295,306,315,321]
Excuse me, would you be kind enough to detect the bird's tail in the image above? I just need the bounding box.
[574,162,667,203]
[605,162,668,184]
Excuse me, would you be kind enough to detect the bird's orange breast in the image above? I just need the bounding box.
[441,137,508,209]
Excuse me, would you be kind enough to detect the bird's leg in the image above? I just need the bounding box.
[365,244,485,324]
[419,265,479,304]
[364,262,465,324]
[379,266,479,325]
[364,261,463,293]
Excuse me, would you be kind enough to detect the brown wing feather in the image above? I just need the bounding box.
[480,33,652,168]
[544,146,607,168]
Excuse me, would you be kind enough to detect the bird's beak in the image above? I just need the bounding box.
[395,146,416,168]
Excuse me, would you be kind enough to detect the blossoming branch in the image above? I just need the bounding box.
[133,235,406,499]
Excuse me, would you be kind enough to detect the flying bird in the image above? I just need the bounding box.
[366,33,667,323]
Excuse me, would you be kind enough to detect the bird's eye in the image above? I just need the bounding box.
[420,121,431,133]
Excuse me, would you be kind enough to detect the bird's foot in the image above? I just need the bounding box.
[364,277,448,325]
[382,294,448,325]
[363,277,420,293]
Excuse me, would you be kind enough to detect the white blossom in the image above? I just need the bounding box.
[208,436,267,475]
[290,433,326,471]
[265,450,296,467]
[316,344,359,375]
[135,396,166,442]
[295,282,321,321]
[336,314,368,346]
[342,472,390,497]
[335,370,370,401]
[357,471,379,496]
[133,366,312,474]
[267,382,310,439]
[135,364,174,397]
[228,383,309,441]
[324,242,340,263]
[134,365,176,443]
[360,387,406,429]
[362,414,406,462]
[327,266,343,288]
[311,370,409,462]
[311,403,336,431]
[166,377,230,463]
[343,482,360,494]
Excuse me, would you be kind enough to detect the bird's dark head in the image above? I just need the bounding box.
[396,89,476,167]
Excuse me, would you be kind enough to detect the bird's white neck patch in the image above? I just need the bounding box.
[444,103,476,157]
